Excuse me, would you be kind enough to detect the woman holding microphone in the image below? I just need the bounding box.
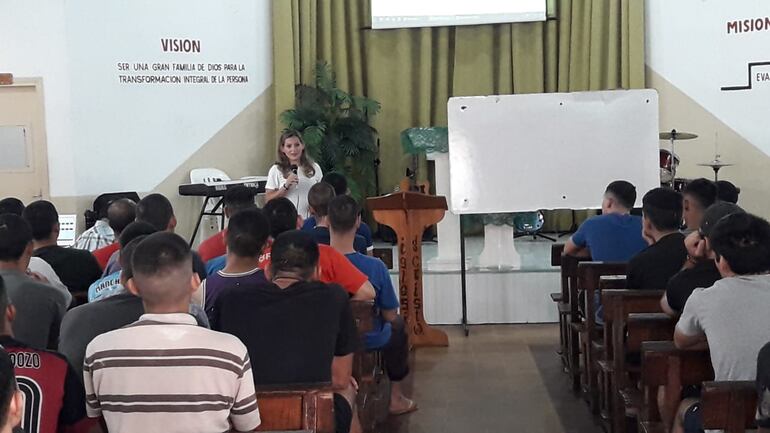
[265,131,323,219]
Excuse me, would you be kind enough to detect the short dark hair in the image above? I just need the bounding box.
[226,208,270,258]
[107,199,137,235]
[0,198,24,217]
[710,213,770,275]
[263,198,297,238]
[716,180,740,204]
[136,194,174,231]
[321,173,348,196]
[270,230,319,280]
[131,232,192,278]
[683,178,718,209]
[308,183,336,218]
[328,195,360,233]
[642,188,683,231]
[119,235,146,280]
[224,186,257,214]
[0,215,33,262]
[605,181,637,209]
[21,200,58,241]
[0,349,17,429]
[119,221,158,247]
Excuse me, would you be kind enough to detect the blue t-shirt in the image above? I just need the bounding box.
[302,217,374,251]
[345,252,399,350]
[87,271,124,302]
[571,213,647,262]
[206,255,227,276]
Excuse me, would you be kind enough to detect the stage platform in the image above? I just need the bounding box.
[380,235,561,326]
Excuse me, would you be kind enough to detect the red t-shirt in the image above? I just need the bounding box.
[199,231,227,262]
[258,243,367,295]
[91,242,120,271]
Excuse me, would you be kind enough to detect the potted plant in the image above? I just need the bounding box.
[280,62,381,200]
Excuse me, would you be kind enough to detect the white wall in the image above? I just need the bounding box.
[0,0,272,197]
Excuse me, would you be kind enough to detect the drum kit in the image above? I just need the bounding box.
[658,129,734,190]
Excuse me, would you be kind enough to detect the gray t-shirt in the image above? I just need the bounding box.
[676,274,770,381]
[0,269,69,349]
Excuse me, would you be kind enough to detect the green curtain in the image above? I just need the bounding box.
[273,0,646,231]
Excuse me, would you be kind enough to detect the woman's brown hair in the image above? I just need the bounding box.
[276,130,316,178]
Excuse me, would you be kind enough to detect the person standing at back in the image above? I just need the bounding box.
[564,180,648,261]
[264,131,323,220]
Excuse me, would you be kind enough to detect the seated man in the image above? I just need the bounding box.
[22,201,102,295]
[328,195,417,415]
[0,214,69,349]
[0,350,22,433]
[673,212,770,433]
[661,202,744,317]
[92,198,136,270]
[307,183,367,254]
[716,180,740,204]
[564,180,648,261]
[72,199,114,252]
[199,186,257,262]
[212,230,359,433]
[0,277,87,433]
[197,208,269,320]
[681,178,718,231]
[256,197,375,300]
[626,188,687,290]
[758,342,770,433]
[302,173,374,254]
[84,232,260,433]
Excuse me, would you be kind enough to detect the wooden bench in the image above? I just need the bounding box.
[558,252,591,391]
[550,244,568,371]
[349,300,389,430]
[255,383,335,433]
[702,380,757,433]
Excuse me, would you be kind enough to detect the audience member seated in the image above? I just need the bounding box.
[72,199,114,252]
[198,186,257,262]
[682,178,718,231]
[307,183,368,254]
[716,180,740,204]
[626,188,687,290]
[212,230,359,433]
[0,278,86,433]
[22,201,102,295]
[302,173,374,254]
[564,180,647,261]
[0,214,69,350]
[258,197,375,300]
[0,350,22,433]
[84,232,260,433]
[0,199,23,218]
[92,198,136,270]
[673,212,770,433]
[758,342,770,433]
[88,221,157,303]
[328,195,417,415]
[662,202,744,317]
[197,208,269,321]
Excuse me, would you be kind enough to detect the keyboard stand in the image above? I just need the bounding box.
[189,195,226,246]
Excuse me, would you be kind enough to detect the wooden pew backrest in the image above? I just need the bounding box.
[256,383,335,433]
[701,381,757,432]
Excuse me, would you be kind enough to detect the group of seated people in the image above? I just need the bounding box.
[564,178,770,433]
[0,171,414,433]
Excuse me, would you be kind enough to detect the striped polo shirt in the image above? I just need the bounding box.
[83,313,260,433]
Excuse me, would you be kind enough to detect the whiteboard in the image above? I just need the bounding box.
[448,90,660,214]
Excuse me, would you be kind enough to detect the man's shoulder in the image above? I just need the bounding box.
[3,338,70,367]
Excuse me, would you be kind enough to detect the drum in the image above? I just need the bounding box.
[659,149,680,183]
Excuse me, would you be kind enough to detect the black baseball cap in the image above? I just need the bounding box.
[698,202,745,238]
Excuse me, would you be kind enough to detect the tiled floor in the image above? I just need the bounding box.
[380,325,603,433]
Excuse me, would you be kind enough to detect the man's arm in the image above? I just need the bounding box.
[673,289,707,350]
[564,238,591,258]
[673,327,707,350]
[351,280,375,300]
[331,353,354,390]
[230,351,261,432]
[660,293,678,318]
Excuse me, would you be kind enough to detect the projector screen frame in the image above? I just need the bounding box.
[371,0,548,30]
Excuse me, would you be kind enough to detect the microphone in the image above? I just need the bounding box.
[290,164,298,175]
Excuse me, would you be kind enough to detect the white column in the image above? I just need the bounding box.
[426,152,462,271]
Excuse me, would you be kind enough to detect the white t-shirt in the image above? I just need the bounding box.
[266,162,323,219]
[676,274,770,381]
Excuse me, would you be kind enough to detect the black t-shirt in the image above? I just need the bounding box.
[34,245,102,294]
[626,232,687,290]
[311,226,368,255]
[665,260,722,313]
[212,281,358,385]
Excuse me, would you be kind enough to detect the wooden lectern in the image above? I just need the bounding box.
[367,191,449,348]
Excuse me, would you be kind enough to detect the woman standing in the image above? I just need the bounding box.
[265,131,323,219]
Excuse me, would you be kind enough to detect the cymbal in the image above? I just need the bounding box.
[697,161,734,169]
[660,131,699,140]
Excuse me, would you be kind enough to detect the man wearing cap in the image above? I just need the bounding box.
[661,202,745,317]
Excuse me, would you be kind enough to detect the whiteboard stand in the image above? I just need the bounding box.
[477,224,522,269]
[459,216,469,336]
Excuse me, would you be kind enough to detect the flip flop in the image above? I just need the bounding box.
[389,399,418,416]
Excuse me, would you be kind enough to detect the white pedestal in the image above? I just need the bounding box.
[426,152,462,271]
[478,224,521,269]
